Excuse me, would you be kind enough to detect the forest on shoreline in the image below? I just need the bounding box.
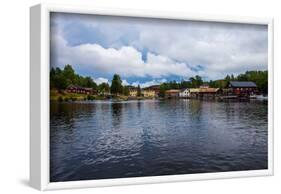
[50,64,268,98]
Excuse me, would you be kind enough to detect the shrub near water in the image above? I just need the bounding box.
[87,95,95,100]
[64,97,70,102]
[71,96,77,101]
[58,96,63,102]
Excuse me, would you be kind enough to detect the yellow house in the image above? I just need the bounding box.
[142,89,156,98]
[129,89,138,97]
[189,88,200,93]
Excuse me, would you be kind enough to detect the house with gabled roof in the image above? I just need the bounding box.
[188,85,222,99]
[227,81,258,96]
[165,89,181,98]
[66,85,96,95]
[179,88,190,98]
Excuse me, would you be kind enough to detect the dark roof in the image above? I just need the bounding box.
[67,85,83,89]
[126,85,137,89]
[229,81,257,88]
[67,85,94,90]
[180,88,189,92]
[165,89,180,93]
[145,85,160,89]
[84,87,94,91]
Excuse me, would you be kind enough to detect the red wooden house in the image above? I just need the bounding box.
[66,85,96,95]
[227,81,258,96]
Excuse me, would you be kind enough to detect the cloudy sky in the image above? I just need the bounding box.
[50,12,268,87]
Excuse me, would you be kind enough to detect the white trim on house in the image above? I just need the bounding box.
[179,88,190,97]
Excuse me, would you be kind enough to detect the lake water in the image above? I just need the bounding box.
[50,99,268,182]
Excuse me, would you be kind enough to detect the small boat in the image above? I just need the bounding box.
[256,95,268,100]
[249,94,257,99]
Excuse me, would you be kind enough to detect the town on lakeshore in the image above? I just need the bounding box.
[49,13,269,182]
[50,64,268,102]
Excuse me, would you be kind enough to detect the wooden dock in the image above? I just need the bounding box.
[219,95,238,99]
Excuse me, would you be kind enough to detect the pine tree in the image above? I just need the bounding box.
[137,85,142,97]
[110,74,123,95]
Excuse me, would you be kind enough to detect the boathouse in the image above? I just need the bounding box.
[165,89,180,98]
[189,86,221,99]
[227,81,258,96]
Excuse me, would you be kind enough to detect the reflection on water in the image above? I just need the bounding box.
[50,99,268,182]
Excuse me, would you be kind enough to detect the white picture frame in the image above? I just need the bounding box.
[30,3,274,191]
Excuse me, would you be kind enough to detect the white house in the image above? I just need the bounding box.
[179,88,190,98]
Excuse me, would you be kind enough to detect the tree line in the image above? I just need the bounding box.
[50,65,98,90]
[51,64,268,96]
[209,70,268,94]
[159,70,268,97]
[50,64,136,96]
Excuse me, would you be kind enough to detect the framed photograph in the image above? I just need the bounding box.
[30,3,274,190]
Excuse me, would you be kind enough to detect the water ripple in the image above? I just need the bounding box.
[50,99,268,182]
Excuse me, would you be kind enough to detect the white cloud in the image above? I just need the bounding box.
[94,77,109,85]
[51,14,268,80]
[51,34,193,79]
[132,79,167,88]
[122,79,129,86]
[137,22,268,79]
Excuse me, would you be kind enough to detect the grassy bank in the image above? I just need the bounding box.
[50,90,106,102]
[50,90,155,102]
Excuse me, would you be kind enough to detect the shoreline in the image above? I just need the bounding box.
[50,96,268,103]
[50,90,267,103]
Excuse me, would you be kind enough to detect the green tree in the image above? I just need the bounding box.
[225,75,231,82]
[50,67,68,90]
[209,80,215,88]
[98,82,110,94]
[110,74,123,95]
[50,67,56,89]
[84,76,97,89]
[180,80,191,89]
[237,73,248,81]
[63,64,76,85]
[123,86,130,96]
[50,64,96,91]
[137,85,142,97]
[236,70,268,94]
[205,70,268,94]
[189,75,203,88]
[208,79,227,88]
[159,84,166,97]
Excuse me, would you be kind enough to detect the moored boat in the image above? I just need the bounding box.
[250,94,257,99]
[256,95,268,100]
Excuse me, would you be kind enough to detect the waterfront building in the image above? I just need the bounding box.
[189,87,221,99]
[165,89,180,98]
[142,85,160,98]
[227,81,258,96]
[145,85,160,96]
[142,89,156,98]
[66,85,96,95]
[179,88,190,98]
[129,88,138,97]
